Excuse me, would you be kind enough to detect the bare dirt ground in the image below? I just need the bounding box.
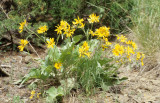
[0,51,160,103]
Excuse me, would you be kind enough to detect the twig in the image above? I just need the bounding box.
[28,42,41,59]
[1,64,11,68]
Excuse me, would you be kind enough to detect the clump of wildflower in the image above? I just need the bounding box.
[55,20,75,37]
[29,90,41,99]
[94,26,110,38]
[126,40,137,50]
[18,39,29,51]
[72,16,85,28]
[112,44,125,56]
[54,62,62,69]
[136,52,145,66]
[116,35,127,43]
[37,25,48,34]
[88,13,99,23]
[79,41,91,57]
[29,90,35,99]
[46,38,55,48]
[125,46,135,61]
[19,20,26,33]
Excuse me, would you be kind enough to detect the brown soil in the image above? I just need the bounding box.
[0,51,160,103]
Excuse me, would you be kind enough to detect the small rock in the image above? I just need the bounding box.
[22,67,28,70]
[25,56,32,64]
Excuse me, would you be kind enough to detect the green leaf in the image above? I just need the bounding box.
[60,78,75,93]
[46,86,64,102]
[72,35,83,44]
[20,68,46,85]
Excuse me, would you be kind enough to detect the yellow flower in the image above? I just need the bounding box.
[125,46,135,61]
[72,16,85,28]
[19,20,26,33]
[46,38,55,48]
[95,26,110,38]
[141,53,145,66]
[125,46,135,55]
[54,63,62,69]
[37,25,48,34]
[136,52,141,60]
[88,13,99,23]
[55,25,62,34]
[31,90,35,95]
[101,44,107,51]
[126,40,137,50]
[29,90,35,99]
[19,39,29,45]
[136,52,145,66]
[18,45,25,51]
[79,41,91,57]
[116,35,127,43]
[131,42,137,50]
[125,40,132,44]
[112,44,124,56]
[37,93,41,98]
[64,27,75,38]
[18,39,29,51]
[89,30,95,36]
[60,20,69,30]
[104,38,112,46]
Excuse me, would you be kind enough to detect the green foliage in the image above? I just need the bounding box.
[46,86,64,103]
[0,0,134,41]
[13,96,24,103]
[20,36,125,97]
[86,0,134,33]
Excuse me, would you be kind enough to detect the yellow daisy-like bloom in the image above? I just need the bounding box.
[95,26,110,38]
[37,93,41,98]
[112,44,124,56]
[54,62,62,69]
[126,40,137,50]
[37,25,48,34]
[136,52,145,66]
[125,40,132,44]
[55,20,75,37]
[89,30,95,36]
[131,42,137,50]
[46,38,55,48]
[19,20,26,33]
[101,44,107,51]
[72,16,85,28]
[125,46,135,55]
[29,90,35,99]
[18,39,29,51]
[55,25,62,35]
[117,35,127,43]
[136,52,141,60]
[141,54,145,66]
[64,27,75,38]
[104,38,112,46]
[125,46,135,61]
[60,20,69,30]
[88,13,99,23]
[79,41,91,58]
